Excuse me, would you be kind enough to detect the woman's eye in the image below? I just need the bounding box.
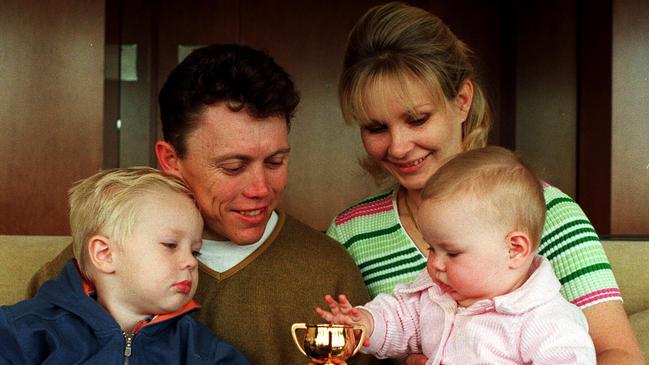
[409,116,428,126]
[364,123,387,133]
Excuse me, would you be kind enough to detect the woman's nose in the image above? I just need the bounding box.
[387,127,413,159]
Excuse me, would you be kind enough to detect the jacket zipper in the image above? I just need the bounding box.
[123,331,134,365]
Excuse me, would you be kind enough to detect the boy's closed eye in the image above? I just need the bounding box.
[161,242,177,250]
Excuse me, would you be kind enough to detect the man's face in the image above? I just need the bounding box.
[171,103,289,244]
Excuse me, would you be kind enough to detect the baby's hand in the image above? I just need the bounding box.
[315,294,372,348]
[315,294,363,326]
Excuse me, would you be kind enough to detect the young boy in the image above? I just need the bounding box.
[316,147,596,364]
[0,167,249,364]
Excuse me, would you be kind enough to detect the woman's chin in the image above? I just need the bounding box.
[395,175,430,191]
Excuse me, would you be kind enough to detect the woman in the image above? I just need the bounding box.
[327,2,643,364]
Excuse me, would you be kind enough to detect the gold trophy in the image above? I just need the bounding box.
[291,323,366,364]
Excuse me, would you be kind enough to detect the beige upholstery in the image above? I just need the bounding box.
[0,235,70,305]
[1,235,648,357]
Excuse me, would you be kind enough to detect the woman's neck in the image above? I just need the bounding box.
[398,186,429,256]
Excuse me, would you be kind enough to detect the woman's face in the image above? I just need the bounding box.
[359,78,472,191]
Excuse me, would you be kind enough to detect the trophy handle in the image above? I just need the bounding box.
[351,324,367,357]
[291,323,309,357]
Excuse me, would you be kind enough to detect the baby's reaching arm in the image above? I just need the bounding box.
[315,294,373,347]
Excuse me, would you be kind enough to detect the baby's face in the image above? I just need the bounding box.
[417,195,518,307]
[113,190,204,315]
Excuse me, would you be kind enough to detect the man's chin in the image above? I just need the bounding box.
[223,223,268,245]
[202,214,271,244]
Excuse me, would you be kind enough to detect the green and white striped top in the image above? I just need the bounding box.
[327,185,621,308]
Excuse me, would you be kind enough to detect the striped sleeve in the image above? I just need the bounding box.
[540,186,622,308]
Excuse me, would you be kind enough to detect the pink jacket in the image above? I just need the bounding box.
[360,256,596,364]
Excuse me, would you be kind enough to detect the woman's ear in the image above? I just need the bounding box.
[88,235,117,274]
[454,79,474,122]
[506,231,533,269]
[155,140,182,177]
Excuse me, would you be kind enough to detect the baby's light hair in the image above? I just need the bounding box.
[68,167,194,280]
[421,146,546,249]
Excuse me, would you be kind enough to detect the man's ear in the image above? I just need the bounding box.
[155,140,182,177]
[454,79,474,123]
[88,235,117,274]
[506,231,533,269]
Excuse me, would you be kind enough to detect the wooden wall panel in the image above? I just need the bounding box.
[0,0,105,234]
[578,0,612,234]
[611,0,649,234]
[515,0,578,198]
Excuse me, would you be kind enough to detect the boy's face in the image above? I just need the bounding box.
[112,189,203,315]
[417,195,519,307]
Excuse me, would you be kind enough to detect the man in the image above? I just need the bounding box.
[28,44,375,365]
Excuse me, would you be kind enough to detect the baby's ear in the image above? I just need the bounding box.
[506,231,533,269]
[88,235,116,274]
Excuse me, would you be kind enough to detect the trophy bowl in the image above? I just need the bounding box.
[291,323,366,364]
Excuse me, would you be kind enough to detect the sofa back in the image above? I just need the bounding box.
[1,235,648,313]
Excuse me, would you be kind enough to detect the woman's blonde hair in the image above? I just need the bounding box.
[340,2,492,182]
[68,167,194,280]
[421,146,546,249]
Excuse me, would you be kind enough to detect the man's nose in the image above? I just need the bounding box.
[243,168,271,199]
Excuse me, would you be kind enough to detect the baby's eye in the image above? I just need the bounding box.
[447,252,460,258]
[161,242,177,250]
[192,250,202,258]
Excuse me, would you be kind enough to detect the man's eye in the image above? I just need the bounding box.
[221,165,244,174]
[266,157,286,169]
[162,242,177,249]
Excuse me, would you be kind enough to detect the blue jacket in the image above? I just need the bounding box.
[0,260,250,365]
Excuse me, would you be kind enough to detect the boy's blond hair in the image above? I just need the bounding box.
[421,146,546,249]
[68,167,194,280]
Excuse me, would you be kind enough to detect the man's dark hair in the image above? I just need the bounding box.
[159,43,300,157]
